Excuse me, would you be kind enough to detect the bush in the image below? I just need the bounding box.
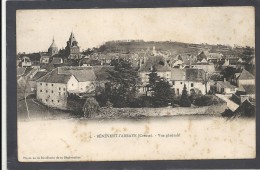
[82,97,100,118]
[193,95,225,106]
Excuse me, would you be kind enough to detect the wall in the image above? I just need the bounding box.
[36,82,68,110]
[173,81,208,95]
[238,79,255,86]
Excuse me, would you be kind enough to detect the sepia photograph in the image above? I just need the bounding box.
[16,7,255,162]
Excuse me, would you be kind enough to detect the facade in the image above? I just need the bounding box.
[138,56,171,93]
[216,81,237,94]
[171,68,209,95]
[36,66,97,110]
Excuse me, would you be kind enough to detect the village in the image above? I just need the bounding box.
[17,32,256,119]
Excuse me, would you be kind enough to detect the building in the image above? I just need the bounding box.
[48,37,59,56]
[40,52,51,64]
[233,69,255,87]
[21,56,32,68]
[138,56,171,93]
[171,68,210,95]
[216,81,237,94]
[65,32,82,60]
[36,66,96,110]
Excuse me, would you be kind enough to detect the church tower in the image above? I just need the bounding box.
[65,32,80,55]
[48,37,58,56]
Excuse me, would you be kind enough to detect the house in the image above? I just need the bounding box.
[36,66,96,110]
[40,52,51,64]
[138,56,171,93]
[21,56,32,68]
[17,68,38,93]
[216,81,237,94]
[233,84,255,104]
[171,68,210,95]
[192,63,215,73]
[234,69,255,87]
[29,71,48,92]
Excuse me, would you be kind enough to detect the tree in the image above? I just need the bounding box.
[82,97,100,118]
[106,59,140,107]
[153,79,174,107]
[146,66,159,96]
[180,84,191,107]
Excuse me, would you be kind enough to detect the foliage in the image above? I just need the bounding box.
[106,59,140,108]
[180,84,191,107]
[193,95,225,106]
[82,97,100,118]
[152,79,174,107]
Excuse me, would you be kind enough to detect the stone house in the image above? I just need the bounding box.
[36,66,96,110]
[171,68,210,95]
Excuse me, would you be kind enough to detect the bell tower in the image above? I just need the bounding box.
[65,32,80,55]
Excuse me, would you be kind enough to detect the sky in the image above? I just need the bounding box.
[16,7,255,53]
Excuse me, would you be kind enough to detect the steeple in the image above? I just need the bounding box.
[48,36,58,56]
[49,36,57,48]
[68,32,77,46]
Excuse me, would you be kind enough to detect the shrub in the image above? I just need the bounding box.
[193,95,225,106]
[82,97,100,118]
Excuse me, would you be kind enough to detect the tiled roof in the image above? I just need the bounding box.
[92,66,114,81]
[238,69,255,80]
[58,66,96,82]
[242,85,255,94]
[171,68,205,82]
[37,68,71,84]
[185,68,205,81]
[171,68,185,81]
[139,56,171,72]
[17,67,26,76]
[31,71,48,81]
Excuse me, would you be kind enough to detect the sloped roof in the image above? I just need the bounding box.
[233,99,255,117]
[238,69,255,80]
[185,68,205,81]
[57,66,96,82]
[171,68,185,81]
[31,71,48,81]
[49,38,58,48]
[92,66,114,81]
[242,85,255,94]
[17,67,26,76]
[139,56,171,72]
[37,68,71,84]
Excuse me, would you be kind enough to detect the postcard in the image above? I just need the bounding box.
[16,7,255,162]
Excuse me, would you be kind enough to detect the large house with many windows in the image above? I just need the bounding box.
[36,66,96,110]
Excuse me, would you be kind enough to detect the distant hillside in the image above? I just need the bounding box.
[96,40,254,57]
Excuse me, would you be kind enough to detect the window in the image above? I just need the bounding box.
[52,84,54,86]
[180,82,182,84]
[57,100,60,103]
[59,87,61,90]
[46,99,48,102]
[191,83,194,87]
[59,92,61,95]
[63,88,65,91]
[40,83,42,85]
[172,81,175,85]
[52,90,53,93]
[46,83,48,86]
[72,84,74,86]
[46,90,48,93]
[52,100,54,102]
